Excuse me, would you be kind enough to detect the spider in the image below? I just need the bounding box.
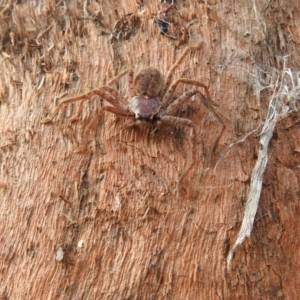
[41,45,225,193]
[154,3,173,34]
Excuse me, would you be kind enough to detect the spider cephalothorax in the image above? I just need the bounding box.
[41,46,225,192]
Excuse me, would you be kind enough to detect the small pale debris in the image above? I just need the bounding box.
[77,240,84,248]
[294,148,300,153]
[97,173,105,182]
[56,246,64,262]
[2,51,10,58]
[235,170,249,182]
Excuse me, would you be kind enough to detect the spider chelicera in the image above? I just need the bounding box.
[42,46,225,193]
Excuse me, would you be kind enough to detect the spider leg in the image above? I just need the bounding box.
[107,68,133,86]
[101,86,128,106]
[41,86,128,124]
[76,106,134,153]
[70,97,86,122]
[159,115,194,195]
[164,89,198,115]
[164,87,225,153]
[160,45,201,97]
[107,68,134,101]
[42,69,133,123]
[162,78,217,108]
[73,69,134,121]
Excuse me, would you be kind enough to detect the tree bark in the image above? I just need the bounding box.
[1,0,300,299]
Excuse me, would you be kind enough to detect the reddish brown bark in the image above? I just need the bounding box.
[1,0,300,299]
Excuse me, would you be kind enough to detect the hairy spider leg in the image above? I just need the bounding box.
[162,78,217,107]
[102,68,133,101]
[79,68,135,148]
[69,69,134,121]
[161,89,225,195]
[41,69,132,123]
[41,86,128,124]
[76,106,134,153]
[164,87,225,153]
[159,115,194,195]
[160,45,201,98]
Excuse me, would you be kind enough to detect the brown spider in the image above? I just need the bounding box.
[42,46,225,193]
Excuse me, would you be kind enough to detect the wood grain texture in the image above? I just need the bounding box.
[1,0,300,299]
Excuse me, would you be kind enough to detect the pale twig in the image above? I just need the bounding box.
[227,56,300,268]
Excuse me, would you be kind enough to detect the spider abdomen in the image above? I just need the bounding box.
[129,95,161,119]
[134,67,164,97]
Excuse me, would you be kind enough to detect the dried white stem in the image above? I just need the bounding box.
[227,57,295,268]
[227,97,280,267]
